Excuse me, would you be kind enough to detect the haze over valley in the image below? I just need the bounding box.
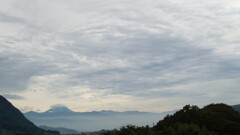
[24,105,175,131]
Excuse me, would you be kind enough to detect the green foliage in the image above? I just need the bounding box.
[199,104,240,135]
[154,103,240,135]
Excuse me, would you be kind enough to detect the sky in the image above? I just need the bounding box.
[0,0,240,113]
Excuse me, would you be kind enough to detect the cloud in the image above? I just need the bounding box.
[0,11,25,23]
[51,104,67,108]
[2,94,24,100]
[0,0,240,112]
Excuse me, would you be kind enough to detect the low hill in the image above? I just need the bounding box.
[154,103,240,135]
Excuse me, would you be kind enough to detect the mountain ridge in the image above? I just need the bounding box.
[25,106,158,114]
[45,106,74,113]
[0,95,44,134]
[25,106,161,118]
[25,104,240,116]
[24,106,172,131]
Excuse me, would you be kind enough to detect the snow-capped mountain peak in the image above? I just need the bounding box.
[45,105,73,113]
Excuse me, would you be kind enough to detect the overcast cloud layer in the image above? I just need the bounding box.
[0,0,240,112]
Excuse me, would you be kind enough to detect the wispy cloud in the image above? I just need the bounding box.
[0,0,240,112]
[2,94,24,100]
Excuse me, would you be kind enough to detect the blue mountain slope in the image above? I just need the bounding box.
[232,104,240,112]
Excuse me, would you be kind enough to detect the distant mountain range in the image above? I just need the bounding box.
[24,105,240,131]
[24,106,175,132]
[232,104,240,112]
[24,104,240,132]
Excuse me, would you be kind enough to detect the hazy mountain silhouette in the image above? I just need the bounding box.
[25,106,175,131]
[0,95,44,134]
[232,104,240,112]
[24,104,240,132]
[39,125,79,134]
[46,106,73,113]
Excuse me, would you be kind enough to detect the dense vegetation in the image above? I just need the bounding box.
[105,103,240,135]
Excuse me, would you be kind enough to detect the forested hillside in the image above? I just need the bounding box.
[105,103,240,135]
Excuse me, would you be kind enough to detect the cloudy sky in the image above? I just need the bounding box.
[0,0,240,113]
